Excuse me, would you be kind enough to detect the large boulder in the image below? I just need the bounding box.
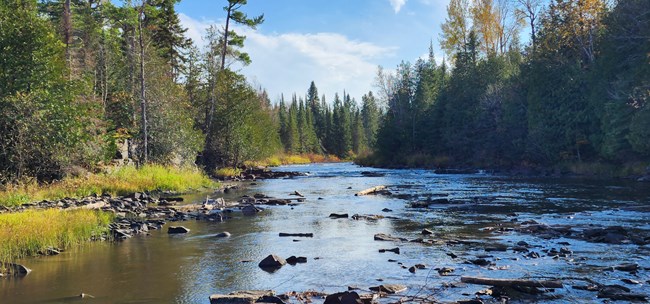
[258,254,286,270]
[209,290,275,304]
[324,291,363,304]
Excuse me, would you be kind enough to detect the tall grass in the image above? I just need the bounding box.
[0,164,218,207]
[249,153,342,167]
[214,167,242,178]
[0,209,113,264]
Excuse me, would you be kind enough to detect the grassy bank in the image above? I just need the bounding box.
[0,164,218,207]
[0,209,113,264]
[249,153,342,167]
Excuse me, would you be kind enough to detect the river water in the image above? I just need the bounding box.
[2,163,649,303]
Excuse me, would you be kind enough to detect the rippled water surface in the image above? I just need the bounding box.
[2,163,649,303]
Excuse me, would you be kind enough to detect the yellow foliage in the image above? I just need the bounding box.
[214,167,242,178]
[0,209,113,263]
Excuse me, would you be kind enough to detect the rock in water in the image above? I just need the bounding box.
[614,263,639,272]
[421,228,434,235]
[2,263,32,276]
[378,247,400,254]
[168,226,190,234]
[209,290,275,304]
[258,254,286,270]
[368,284,407,294]
[242,205,262,215]
[286,256,308,265]
[323,291,363,304]
[215,232,231,238]
[373,233,406,242]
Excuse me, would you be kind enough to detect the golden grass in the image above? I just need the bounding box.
[214,167,242,178]
[249,153,342,167]
[0,164,218,207]
[0,209,113,264]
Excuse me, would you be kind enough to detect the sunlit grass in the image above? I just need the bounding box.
[0,209,114,264]
[248,153,342,167]
[214,167,242,178]
[0,164,218,207]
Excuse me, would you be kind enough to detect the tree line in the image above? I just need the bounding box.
[371,0,649,171]
[0,0,384,184]
[0,0,283,183]
[276,82,381,159]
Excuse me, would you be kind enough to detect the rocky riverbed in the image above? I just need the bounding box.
[2,163,649,303]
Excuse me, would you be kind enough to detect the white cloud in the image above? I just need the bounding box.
[389,0,407,13]
[179,13,396,103]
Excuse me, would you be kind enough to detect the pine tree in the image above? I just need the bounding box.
[144,0,192,81]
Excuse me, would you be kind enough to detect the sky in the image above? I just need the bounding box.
[176,0,451,103]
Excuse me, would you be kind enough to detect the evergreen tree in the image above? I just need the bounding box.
[144,0,192,80]
[361,91,380,149]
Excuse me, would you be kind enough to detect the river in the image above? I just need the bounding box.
[2,162,649,303]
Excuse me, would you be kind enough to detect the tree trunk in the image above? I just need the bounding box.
[63,0,72,79]
[220,3,233,71]
[138,1,148,164]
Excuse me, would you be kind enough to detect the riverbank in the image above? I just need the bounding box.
[355,153,650,181]
[0,164,218,207]
[0,164,217,267]
[0,209,113,266]
[254,153,342,167]
[213,153,342,179]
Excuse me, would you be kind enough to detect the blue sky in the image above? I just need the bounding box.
[177,0,451,102]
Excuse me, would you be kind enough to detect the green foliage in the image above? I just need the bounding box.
[204,71,281,168]
[0,1,105,182]
[371,0,648,170]
[144,0,192,79]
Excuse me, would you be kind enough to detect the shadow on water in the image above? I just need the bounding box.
[2,162,649,303]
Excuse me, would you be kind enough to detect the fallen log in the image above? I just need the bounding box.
[461,276,563,288]
[355,186,386,196]
[279,233,314,237]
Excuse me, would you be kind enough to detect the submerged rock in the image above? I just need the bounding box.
[2,263,32,276]
[368,284,407,294]
[215,232,231,238]
[242,205,262,215]
[168,226,190,234]
[373,233,406,242]
[378,247,400,254]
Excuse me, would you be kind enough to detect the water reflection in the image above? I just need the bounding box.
[2,163,649,303]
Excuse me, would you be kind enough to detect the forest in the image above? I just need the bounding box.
[0,0,383,185]
[368,0,650,173]
[0,0,649,185]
